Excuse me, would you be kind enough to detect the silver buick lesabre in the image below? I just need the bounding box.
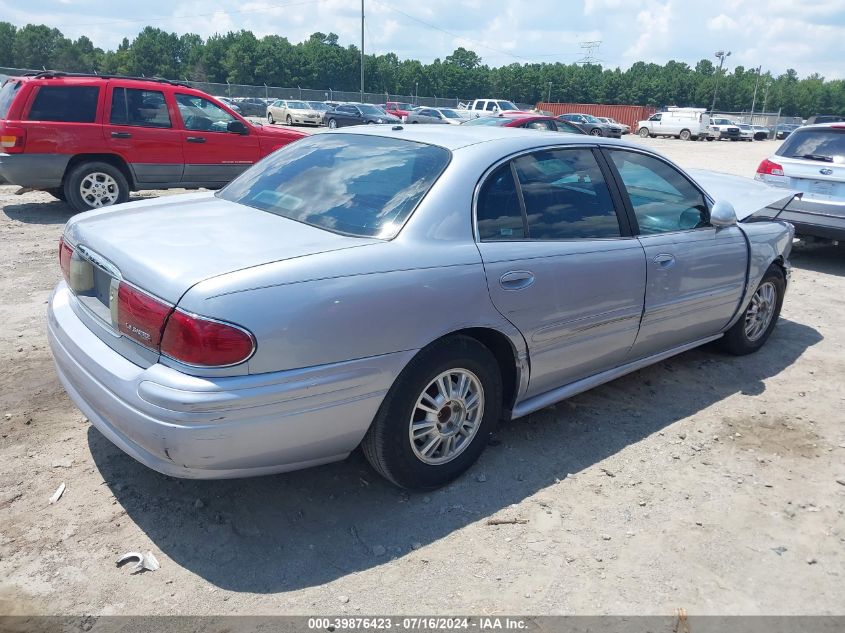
[48,126,795,489]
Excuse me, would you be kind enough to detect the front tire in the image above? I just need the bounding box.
[286,115,292,125]
[679,129,691,141]
[63,161,129,213]
[720,266,785,355]
[362,335,502,489]
[589,128,602,136]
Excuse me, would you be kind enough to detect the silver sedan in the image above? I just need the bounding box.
[405,107,465,125]
[48,127,794,489]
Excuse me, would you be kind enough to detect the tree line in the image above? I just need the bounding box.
[1,22,843,117]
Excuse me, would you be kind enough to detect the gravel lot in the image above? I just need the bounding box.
[1,135,843,616]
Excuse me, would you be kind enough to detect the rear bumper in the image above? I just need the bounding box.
[0,153,69,188]
[780,199,845,241]
[47,283,413,479]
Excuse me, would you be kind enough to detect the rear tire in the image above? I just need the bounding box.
[267,113,275,124]
[362,335,502,489]
[63,161,129,213]
[720,266,785,355]
[328,118,338,129]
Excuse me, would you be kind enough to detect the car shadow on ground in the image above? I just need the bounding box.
[2,198,74,225]
[88,317,821,594]
[790,242,845,276]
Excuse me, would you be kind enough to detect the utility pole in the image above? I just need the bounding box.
[547,82,552,103]
[360,0,365,102]
[709,50,731,113]
[749,66,761,124]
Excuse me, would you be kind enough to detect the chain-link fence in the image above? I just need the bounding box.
[0,66,469,108]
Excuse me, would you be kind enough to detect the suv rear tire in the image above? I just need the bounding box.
[63,161,130,213]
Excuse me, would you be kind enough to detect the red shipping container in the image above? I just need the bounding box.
[536,102,658,133]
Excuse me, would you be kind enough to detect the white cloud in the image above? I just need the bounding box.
[1,0,843,78]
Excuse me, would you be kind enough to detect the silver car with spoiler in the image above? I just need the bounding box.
[48,126,794,489]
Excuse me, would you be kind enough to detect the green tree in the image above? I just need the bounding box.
[0,22,17,67]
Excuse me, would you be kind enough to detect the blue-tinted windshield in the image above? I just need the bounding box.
[219,134,451,238]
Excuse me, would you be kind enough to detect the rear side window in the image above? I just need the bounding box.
[27,86,99,123]
[776,127,845,162]
[513,149,621,240]
[0,80,21,119]
[110,88,171,128]
[477,164,525,240]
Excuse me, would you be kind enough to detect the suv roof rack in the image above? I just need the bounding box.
[25,71,193,89]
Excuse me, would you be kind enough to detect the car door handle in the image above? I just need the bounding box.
[186,136,206,143]
[110,132,132,139]
[652,253,676,268]
[499,271,535,290]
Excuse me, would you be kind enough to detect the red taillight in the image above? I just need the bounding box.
[757,158,784,176]
[116,283,173,348]
[0,126,25,153]
[161,310,255,367]
[59,237,73,283]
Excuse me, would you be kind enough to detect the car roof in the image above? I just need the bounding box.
[320,123,638,151]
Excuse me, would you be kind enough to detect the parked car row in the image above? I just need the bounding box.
[634,107,795,142]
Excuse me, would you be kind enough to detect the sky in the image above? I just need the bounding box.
[3,0,845,79]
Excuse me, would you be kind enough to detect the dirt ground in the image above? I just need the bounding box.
[0,136,843,617]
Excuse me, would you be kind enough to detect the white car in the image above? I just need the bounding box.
[754,123,845,242]
[266,99,322,126]
[736,123,755,142]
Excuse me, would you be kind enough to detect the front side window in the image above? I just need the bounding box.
[28,86,99,123]
[219,134,450,239]
[609,150,709,234]
[175,93,238,132]
[513,149,620,240]
[110,88,171,128]
[650,114,662,121]
[477,164,524,241]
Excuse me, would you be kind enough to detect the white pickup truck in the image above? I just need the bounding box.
[463,98,522,117]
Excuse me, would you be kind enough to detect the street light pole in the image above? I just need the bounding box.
[749,65,762,124]
[709,49,731,113]
[547,82,552,103]
[360,0,365,101]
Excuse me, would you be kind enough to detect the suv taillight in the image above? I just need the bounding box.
[0,126,25,153]
[59,237,73,283]
[161,310,255,367]
[757,158,784,177]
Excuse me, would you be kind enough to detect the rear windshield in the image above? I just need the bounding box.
[218,134,451,238]
[464,117,509,126]
[776,127,845,162]
[0,80,21,119]
[28,85,99,122]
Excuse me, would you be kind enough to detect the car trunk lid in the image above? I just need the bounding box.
[63,191,378,326]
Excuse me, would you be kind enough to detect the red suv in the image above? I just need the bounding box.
[0,72,308,212]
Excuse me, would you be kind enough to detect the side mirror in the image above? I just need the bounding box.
[710,200,738,227]
[228,120,249,135]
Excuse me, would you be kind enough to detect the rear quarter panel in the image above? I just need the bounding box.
[176,241,526,376]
